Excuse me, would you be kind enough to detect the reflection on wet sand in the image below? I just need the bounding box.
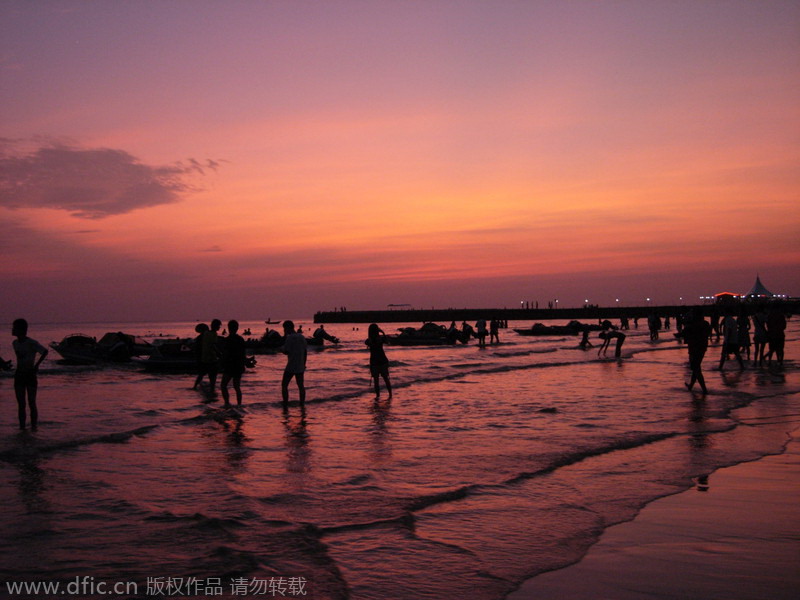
[283,405,311,474]
[368,398,393,464]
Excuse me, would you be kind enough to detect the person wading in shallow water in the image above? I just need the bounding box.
[365,323,392,400]
[220,319,248,407]
[766,305,787,368]
[281,320,307,406]
[678,309,712,395]
[195,318,221,393]
[598,322,626,358]
[12,318,48,430]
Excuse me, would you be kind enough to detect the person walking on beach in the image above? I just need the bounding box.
[11,319,48,430]
[220,320,247,407]
[281,320,307,406]
[366,323,392,400]
[677,309,711,394]
[718,311,744,370]
[194,319,221,392]
[766,305,787,368]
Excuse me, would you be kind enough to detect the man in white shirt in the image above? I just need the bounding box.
[281,320,307,406]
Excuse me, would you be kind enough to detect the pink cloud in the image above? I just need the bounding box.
[0,140,217,218]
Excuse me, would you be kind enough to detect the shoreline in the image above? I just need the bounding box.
[507,426,800,600]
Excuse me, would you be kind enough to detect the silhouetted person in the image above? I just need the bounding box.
[647,313,661,340]
[737,309,751,361]
[12,319,48,430]
[752,307,769,366]
[766,306,787,368]
[192,323,209,389]
[490,319,500,344]
[195,318,221,392]
[476,318,488,348]
[710,309,721,342]
[281,320,307,405]
[598,322,625,357]
[718,312,744,370]
[578,328,593,350]
[366,323,392,400]
[678,309,711,394]
[221,320,247,407]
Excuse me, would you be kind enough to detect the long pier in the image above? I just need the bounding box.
[313,301,798,324]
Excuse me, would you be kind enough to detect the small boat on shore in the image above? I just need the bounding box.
[386,322,472,346]
[134,339,196,372]
[245,329,283,354]
[50,332,153,365]
[246,326,340,353]
[513,321,602,337]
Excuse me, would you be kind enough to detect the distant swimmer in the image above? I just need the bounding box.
[677,309,712,394]
[366,323,392,400]
[12,319,48,430]
[281,320,307,406]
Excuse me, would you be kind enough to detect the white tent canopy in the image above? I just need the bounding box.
[746,275,773,298]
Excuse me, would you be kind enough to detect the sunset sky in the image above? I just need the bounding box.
[2,0,798,323]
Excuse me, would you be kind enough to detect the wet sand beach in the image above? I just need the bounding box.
[509,427,800,600]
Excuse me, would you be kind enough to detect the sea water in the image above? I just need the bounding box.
[0,318,798,600]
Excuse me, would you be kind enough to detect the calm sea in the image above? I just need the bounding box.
[1,317,798,599]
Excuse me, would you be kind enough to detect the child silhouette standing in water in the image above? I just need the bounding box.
[12,319,48,430]
[366,324,392,400]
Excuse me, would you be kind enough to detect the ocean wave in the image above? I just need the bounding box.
[0,425,159,462]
